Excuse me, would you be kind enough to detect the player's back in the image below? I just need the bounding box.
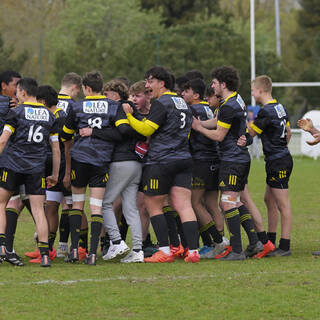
[147,92,192,164]
[3,102,57,173]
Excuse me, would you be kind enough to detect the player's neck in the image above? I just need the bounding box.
[59,87,72,98]
[222,89,235,101]
[261,94,274,106]
[191,98,201,105]
[23,96,38,104]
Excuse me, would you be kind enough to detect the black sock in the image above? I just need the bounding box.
[79,228,88,250]
[69,209,83,249]
[0,233,6,247]
[224,208,242,253]
[199,228,213,247]
[163,206,180,247]
[175,215,187,248]
[5,209,19,252]
[59,209,70,243]
[89,215,103,255]
[239,205,258,245]
[257,231,268,245]
[268,232,276,245]
[48,232,56,251]
[143,233,153,248]
[205,221,223,244]
[119,215,128,241]
[150,214,169,248]
[279,238,290,251]
[182,221,199,250]
[38,241,49,256]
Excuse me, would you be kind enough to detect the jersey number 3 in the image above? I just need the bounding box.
[180,112,186,129]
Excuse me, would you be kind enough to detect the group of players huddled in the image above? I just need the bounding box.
[0,64,303,267]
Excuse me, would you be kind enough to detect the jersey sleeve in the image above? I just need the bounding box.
[251,108,271,134]
[3,108,18,134]
[217,104,234,129]
[60,105,77,141]
[145,100,167,129]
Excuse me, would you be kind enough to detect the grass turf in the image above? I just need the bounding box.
[1,156,320,320]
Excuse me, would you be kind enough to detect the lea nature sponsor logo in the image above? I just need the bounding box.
[24,107,50,121]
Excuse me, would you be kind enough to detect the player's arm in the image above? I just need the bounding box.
[122,100,166,137]
[200,117,217,129]
[63,139,72,190]
[47,121,61,187]
[248,109,270,137]
[0,130,12,154]
[60,106,77,142]
[0,109,17,154]
[286,122,292,145]
[192,116,228,142]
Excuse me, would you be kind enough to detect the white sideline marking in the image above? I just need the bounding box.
[0,270,308,286]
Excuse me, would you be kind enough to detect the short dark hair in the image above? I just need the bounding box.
[184,78,206,100]
[0,70,21,93]
[61,72,82,88]
[205,84,215,97]
[16,77,38,97]
[184,69,204,80]
[145,66,172,90]
[37,85,58,108]
[211,66,240,92]
[82,71,103,93]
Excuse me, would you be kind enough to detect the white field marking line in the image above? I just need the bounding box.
[0,269,314,286]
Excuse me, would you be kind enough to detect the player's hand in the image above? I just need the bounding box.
[46,175,58,188]
[122,103,133,114]
[307,132,320,146]
[297,118,314,132]
[192,116,202,131]
[9,96,18,108]
[237,135,246,147]
[79,127,93,137]
[63,174,71,190]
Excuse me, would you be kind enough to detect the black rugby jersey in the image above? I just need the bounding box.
[0,94,10,134]
[2,102,58,173]
[57,94,76,115]
[251,99,290,161]
[217,92,250,163]
[61,95,119,167]
[146,91,192,164]
[47,108,67,164]
[189,101,219,162]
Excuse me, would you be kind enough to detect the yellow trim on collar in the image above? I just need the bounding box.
[23,102,44,106]
[85,96,106,99]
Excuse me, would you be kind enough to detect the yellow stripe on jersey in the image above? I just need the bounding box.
[161,91,177,96]
[217,120,231,129]
[4,124,15,134]
[85,95,106,99]
[22,102,44,106]
[126,113,157,136]
[58,95,71,99]
[115,119,129,127]
[286,121,290,127]
[63,125,75,134]
[250,123,263,134]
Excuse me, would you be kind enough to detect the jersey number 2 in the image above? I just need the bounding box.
[280,120,287,138]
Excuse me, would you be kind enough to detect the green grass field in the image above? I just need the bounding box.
[1,157,320,320]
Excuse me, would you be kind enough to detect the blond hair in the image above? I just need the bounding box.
[103,79,129,100]
[130,80,148,95]
[252,75,273,93]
